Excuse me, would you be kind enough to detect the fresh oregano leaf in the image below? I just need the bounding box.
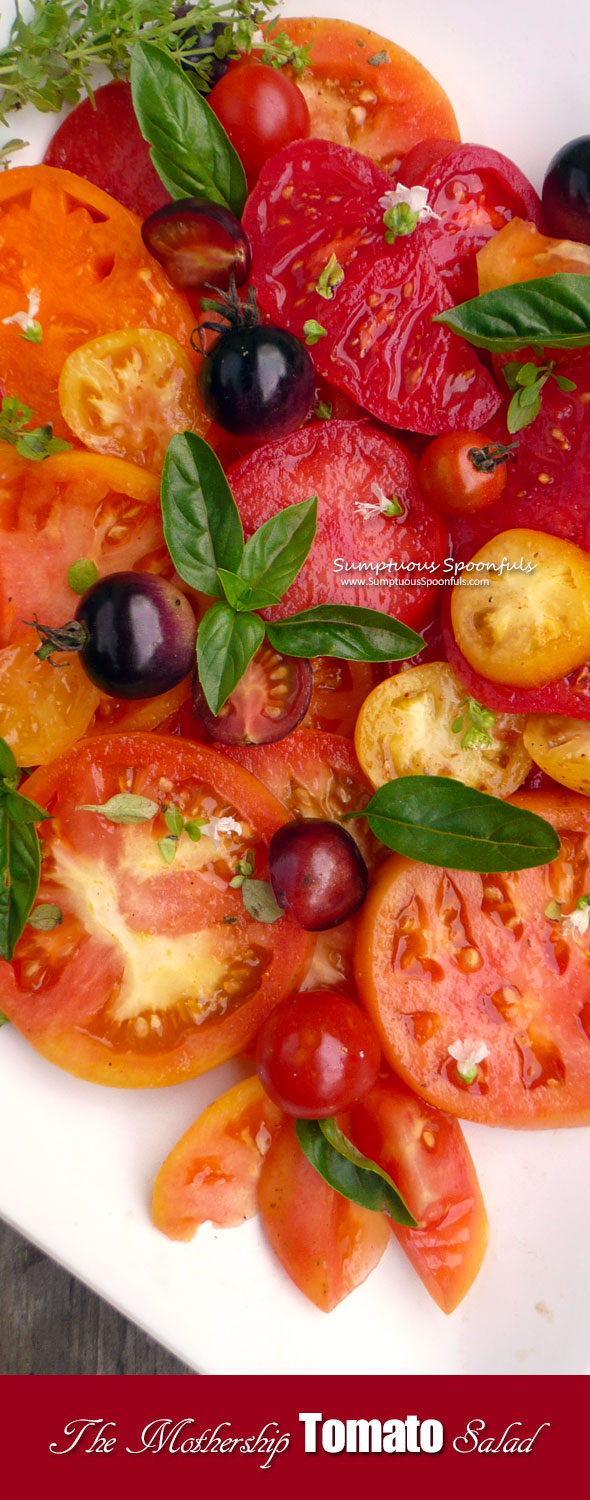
[240,879,283,923]
[77,794,159,824]
[295,1117,417,1226]
[28,904,63,931]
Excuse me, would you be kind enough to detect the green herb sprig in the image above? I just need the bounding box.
[502,359,576,434]
[0,739,52,962]
[0,395,71,462]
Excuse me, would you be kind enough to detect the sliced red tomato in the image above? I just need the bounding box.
[354,790,590,1126]
[0,736,312,1087]
[271,17,459,168]
[152,1075,284,1240]
[399,141,544,303]
[87,676,193,739]
[243,139,502,435]
[0,165,199,440]
[44,81,170,218]
[442,596,590,721]
[350,1075,489,1313]
[304,659,378,738]
[227,420,448,630]
[257,1115,390,1310]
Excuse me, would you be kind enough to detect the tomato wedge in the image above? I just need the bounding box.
[351,1075,489,1313]
[153,1075,284,1240]
[0,736,312,1087]
[257,1115,390,1311]
[244,140,501,435]
[354,790,590,1126]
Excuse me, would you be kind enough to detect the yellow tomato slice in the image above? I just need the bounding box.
[450,529,590,688]
[477,217,590,293]
[523,714,590,795]
[58,328,208,472]
[355,662,531,796]
[0,634,100,766]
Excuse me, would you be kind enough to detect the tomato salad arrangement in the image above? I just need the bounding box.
[2,1,590,1333]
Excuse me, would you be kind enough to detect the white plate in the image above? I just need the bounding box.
[1,0,590,1376]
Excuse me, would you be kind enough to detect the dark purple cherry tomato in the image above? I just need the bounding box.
[141,197,251,292]
[193,642,312,744]
[256,989,381,1117]
[174,11,231,87]
[542,137,590,243]
[199,324,315,439]
[76,572,197,698]
[268,818,368,931]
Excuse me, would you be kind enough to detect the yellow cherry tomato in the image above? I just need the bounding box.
[58,328,208,473]
[450,528,590,688]
[0,634,100,766]
[523,715,590,795]
[354,662,531,796]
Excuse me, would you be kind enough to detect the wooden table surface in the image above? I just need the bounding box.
[0,1219,192,1374]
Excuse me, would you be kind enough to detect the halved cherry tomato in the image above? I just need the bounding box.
[272,17,459,168]
[256,989,381,1117]
[418,431,515,516]
[152,1074,284,1240]
[350,1075,489,1313]
[354,662,531,796]
[227,420,448,629]
[0,165,199,440]
[193,642,313,745]
[354,789,590,1126]
[477,217,590,295]
[523,715,590,796]
[257,1115,390,1310]
[303,658,378,739]
[450,529,590,689]
[243,141,502,435]
[209,62,310,184]
[44,81,170,218]
[442,595,590,722]
[0,736,312,1086]
[58,329,207,472]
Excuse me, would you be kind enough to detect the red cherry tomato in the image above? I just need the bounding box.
[418,431,515,516]
[256,989,381,1117]
[208,62,310,183]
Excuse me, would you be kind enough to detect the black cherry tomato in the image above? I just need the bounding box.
[256,989,381,1117]
[542,137,590,243]
[193,642,312,744]
[268,819,368,931]
[142,197,251,292]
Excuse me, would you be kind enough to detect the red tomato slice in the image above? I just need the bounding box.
[0,735,312,1087]
[257,1115,390,1310]
[152,1074,284,1240]
[304,658,378,738]
[243,139,501,435]
[442,597,590,721]
[227,420,448,630]
[354,790,590,1126]
[350,1075,489,1313]
[399,141,544,303]
[44,81,170,218]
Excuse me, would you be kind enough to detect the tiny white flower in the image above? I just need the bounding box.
[249,28,265,47]
[202,814,243,847]
[563,906,590,937]
[448,1037,490,1083]
[255,1123,272,1156]
[355,482,404,521]
[378,183,442,222]
[3,286,41,334]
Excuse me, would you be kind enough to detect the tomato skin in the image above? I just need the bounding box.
[257,1116,390,1311]
[209,62,310,183]
[152,1075,284,1240]
[354,791,590,1126]
[350,1076,489,1312]
[0,735,313,1087]
[44,81,169,218]
[256,989,381,1117]
[418,432,510,516]
[442,597,590,721]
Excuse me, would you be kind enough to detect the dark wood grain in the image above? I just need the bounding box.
[0,1219,192,1374]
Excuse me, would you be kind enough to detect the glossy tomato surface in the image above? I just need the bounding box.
[193,642,312,745]
[243,140,501,435]
[350,1075,489,1313]
[209,62,310,183]
[227,420,448,629]
[0,736,312,1086]
[442,596,590,721]
[354,790,590,1126]
[44,81,169,217]
[256,989,380,1117]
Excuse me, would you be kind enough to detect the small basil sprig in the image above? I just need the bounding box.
[502,359,576,434]
[161,434,424,716]
[130,40,247,216]
[0,739,51,962]
[295,1117,417,1227]
[434,272,590,351]
[345,775,560,872]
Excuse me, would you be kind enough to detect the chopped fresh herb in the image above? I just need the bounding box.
[67,559,99,596]
[503,359,577,435]
[451,697,495,751]
[77,794,159,825]
[21,321,43,344]
[0,395,71,462]
[240,878,282,923]
[315,253,345,301]
[545,899,563,922]
[383,203,419,240]
[229,849,255,888]
[303,319,327,345]
[158,836,178,864]
[313,400,333,420]
[28,904,63,931]
[368,50,389,65]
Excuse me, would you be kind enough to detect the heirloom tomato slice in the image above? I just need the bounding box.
[350,1075,489,1313]
[257,1115,390,1311]
[44,81,169,218]
[442,596,590,721]
[227,420,448,630]
[0,165,200,440]
[0,736,312,1087]
[354,790,590,1126]
[304,658,378,738]
[243,140,501,435]
[153,1075,284,1241]
[267,17,459,168]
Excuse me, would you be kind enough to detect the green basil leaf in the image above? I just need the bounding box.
[130,41,247,215]
[28,904,63,931]
[434,273,590,351]
[3,790,52,826]
[196,603,265,715]
[239,496,318,601]
[348,775,560,872]
[161,433,244,596]
[0,739,17,780]
[266,605,424,662]
[77,794,159,825]
[216,569,281,613]
[240,879,283,923]
[0,806,41,961]
[295,1118,417,1227]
